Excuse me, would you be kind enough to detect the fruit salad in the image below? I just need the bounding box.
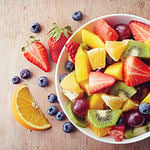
[59,19,150,142]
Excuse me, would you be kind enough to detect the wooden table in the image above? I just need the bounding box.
[0,0,150,149]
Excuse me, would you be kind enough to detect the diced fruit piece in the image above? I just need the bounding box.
[129,20,150,43]
[12,85,51,130]
[142,93,150,104]
[101,94,126,110]
[65,101,89,128]
[139,103,150,114]
[75,46,91,82]
[82,29,104,48]
[122,99,139,112]
[79,80,90,95]
[89,93,105,110]
[89,72,116,94]
[121,40,150,59]
[63,122,75,133]
[88,109,122,128]
[109,82,137,99]
[145,39,150,49]
[87,48,106,70]
[123,56,150,86]
[105,41,127,61]
[72,11,83,21]
[104,62,123,80]
[93,19,118,42]
[60,72,84,101]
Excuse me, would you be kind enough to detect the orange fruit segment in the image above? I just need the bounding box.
[142,93,150,104]
[12,84,51,130]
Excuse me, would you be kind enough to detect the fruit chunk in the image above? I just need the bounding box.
[82,29,104,48]
[123,56,150,86]
[109,82,137,99]
[79,80,90,95]
[75,46,91,82]
[101,94,126,110]
[60,72,84,101]
[122,40,150,59]
[145,39,150,49]
[12,84,51,130]
[105,41,127,61]
[93,19,118,42]
[88,109,122,128]
[89,72,116,94]
[65,101,88,128]
[142,93,150,104]
[129,20,150,43]
[89,93,105,110]
[104,62,123,80]
[87,48,106,70]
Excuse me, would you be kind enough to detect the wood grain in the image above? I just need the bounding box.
[0,0,150,149]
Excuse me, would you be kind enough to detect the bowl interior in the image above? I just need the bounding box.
[55,14,150,144]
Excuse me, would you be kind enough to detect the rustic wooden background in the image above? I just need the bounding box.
[0,0,150,149]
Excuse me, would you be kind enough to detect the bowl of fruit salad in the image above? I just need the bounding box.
[55,14,150,144]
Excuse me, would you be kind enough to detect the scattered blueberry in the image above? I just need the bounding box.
[65,61,75,72]
[117,117,123,126]
[63,122,74,133]
[72,11,83,21]
[30,22,41,33]
[56,111,65,121]
[47,106,58,115]
[48,94,57,103]
[20,69,31,79]
[59,73,67,82]
[139,103,150,114]
[38,76,48,87]
[11,76,20,84]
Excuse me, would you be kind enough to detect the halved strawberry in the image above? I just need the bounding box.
[129,20,150,43]
[124,56,150,86]
[111,125,125,131]
[89,72,116,94]
[93,19,118,42]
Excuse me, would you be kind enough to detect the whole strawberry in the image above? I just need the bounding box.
[48,23,72,62]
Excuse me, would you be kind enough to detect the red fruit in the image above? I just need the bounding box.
[124,56,150,86]
[22,36,50,72]
[65,41,80,63]
[89,72,116,94]
[111,125,125,131]
[93,19,118,42]
[129,20,150,43]
[48,23,72,62]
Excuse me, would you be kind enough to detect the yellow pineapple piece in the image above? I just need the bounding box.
[60,72,84,101]
[104,62,123,80]
[75,46,91,82]
[145,39,150,49]
[82,29,104,48]
[87,48,106,70]
[89,93,105,110]
[142,93,150,104]
[79,80,91,96]
[105,41,127,61]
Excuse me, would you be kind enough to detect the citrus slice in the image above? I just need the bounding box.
[12,84,51,130]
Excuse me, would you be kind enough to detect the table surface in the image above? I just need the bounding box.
[0,0,150,150]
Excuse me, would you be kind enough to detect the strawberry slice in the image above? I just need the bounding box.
[111,125,125,131]
[129,20,150,43]
[89,72,116,94]
[124,56,150,86]
[93,19,118,42]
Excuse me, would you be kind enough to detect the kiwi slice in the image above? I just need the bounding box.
[65,101,88,128]
[121,40,150,59]
[109,82,137,99]
[88,109,122,128]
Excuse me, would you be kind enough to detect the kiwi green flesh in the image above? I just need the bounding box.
[121,40,150,59]
[88,109,122,128]
[109,82,137,98]
[65,101,88,128]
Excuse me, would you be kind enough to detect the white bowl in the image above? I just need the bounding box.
[55,14,150,144]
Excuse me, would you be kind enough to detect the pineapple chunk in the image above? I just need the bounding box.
[142,93,150,104]
[79,80,91,96]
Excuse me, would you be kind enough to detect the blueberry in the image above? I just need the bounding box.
[38,76,48,87]
[47,106,58,115]
[30,22,41,33]
[139,103,150,114]
[63,122,74,133]
[48,94,57,103]
[11,76,20,84]
[20,69,30,79]
[72,11,83,21]
[65,61,75,72]
[56,111,65,121]
[117,117,123,126]
[59,73,67,82]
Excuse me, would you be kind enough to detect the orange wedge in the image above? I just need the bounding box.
[12,84,51,130]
